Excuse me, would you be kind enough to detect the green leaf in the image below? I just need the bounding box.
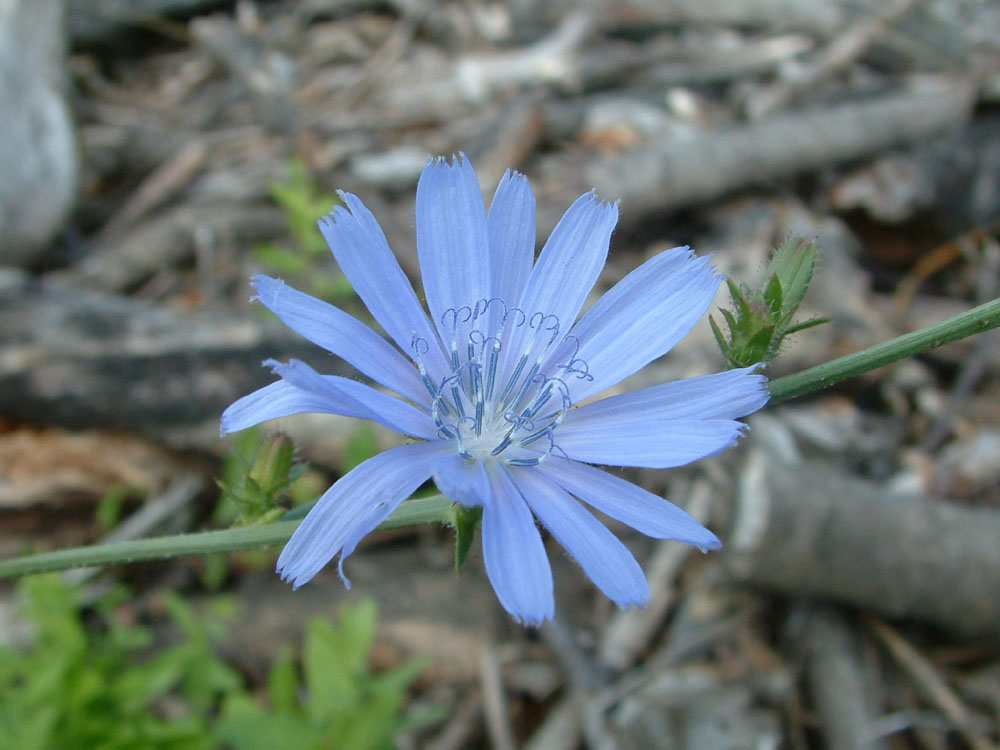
[249,433,297,499]
[763,272,783,315]
[784,316,830,335]
[336,601,378,679]
[747,326,777,362]
[304,617,355,723]
[267,645,300,714]
[728,279,752,320]
[766,236,817,315]
[252,243,309,274]
[720,307,738,333]
[215,694,320,750]
[709,315,729,357]
[453,504,481,571]
[0,576,223,750]
[343,424,378,473]
[95,485,130,531]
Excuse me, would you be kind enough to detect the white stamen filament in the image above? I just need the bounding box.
[421,300,591,466]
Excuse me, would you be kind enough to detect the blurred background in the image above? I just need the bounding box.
[1,0,999,747]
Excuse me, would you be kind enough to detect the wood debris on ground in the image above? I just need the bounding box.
[2,0,999,747]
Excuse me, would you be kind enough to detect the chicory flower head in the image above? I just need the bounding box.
[221,155,767,625]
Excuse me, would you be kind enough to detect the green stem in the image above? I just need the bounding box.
[2,299,997,580]
[767,298,1000,404]
[0,495,454,579]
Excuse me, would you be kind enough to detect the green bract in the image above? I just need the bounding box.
[711,236,828,369]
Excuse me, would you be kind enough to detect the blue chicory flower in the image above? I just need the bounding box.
[221,155,768,625]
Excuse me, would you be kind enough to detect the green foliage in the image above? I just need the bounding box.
[253,160,355,303]
[342,423,378,474]
[0,575,235,750]
[214,602,441,750]
[217,428,307,526]
[95,485,132,531]
[0,579,438,750]
[711,235,828,369]
[453,504,482,572]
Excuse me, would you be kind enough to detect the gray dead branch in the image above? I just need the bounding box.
[746,0,921,119]
[515,0,846,38]
[68,0,232,46]
[0,0,77,266]
[802,605,887,750]
[53,203,284,293]
[585,82,975,219]
[870,618,996,750]
[828,116,1000,235]
[0,269,334,436]
[479,641,517,750]
[523,694,582,750]
[606,666,784,750]
[729,450,1000,639]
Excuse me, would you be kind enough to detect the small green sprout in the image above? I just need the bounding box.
[218,430,306,525]
[711,236,828,369]
[253,160,355,302]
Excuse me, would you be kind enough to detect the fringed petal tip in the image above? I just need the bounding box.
[747,363,772,407]
[498,167,528,184]
[424,152,471,170]
[317,197,360,232]
[249,273,279,298]
[276,565,305,591]
[277,551,328,591]
[578,188,620,216]
[615,592,651,612]
[698,529,723,552]
[516,612,552,629]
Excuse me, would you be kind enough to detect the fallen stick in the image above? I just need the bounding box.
[0,270,336,435]
[803,605,886,750]
[53,202,284,293]
[728,451,1000,639]
[869,618,994,750]
[517,0,845,37]
[586,82,974,218]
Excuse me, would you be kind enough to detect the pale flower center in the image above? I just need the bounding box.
[415,299,592,466]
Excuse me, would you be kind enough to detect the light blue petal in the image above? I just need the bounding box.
[503,192,617,379]
[336,494,402,588]
[430,454,489,508]
[276,442,446,588]
[319,194,450,384]
[517,192,617,332]
[534,457,720,549]
[416,156,492,348]
[487,169,535,306]
[556,247,719,402]
[251,275,428,405]
[265,359,438,439]
[221,380,363,436]
[556,414,747,468]
[511,467,649,608]
[567,366,769,426]
[481,464,554,626]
